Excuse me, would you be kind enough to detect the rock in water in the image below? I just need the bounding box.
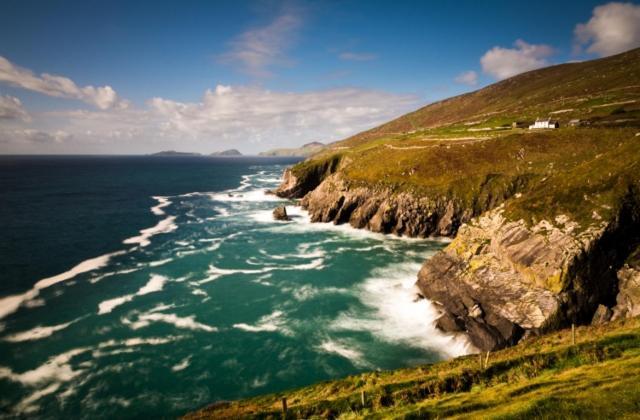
[273,205,290,221]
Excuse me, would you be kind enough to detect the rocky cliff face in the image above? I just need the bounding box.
[275,163,640,352]
[299,173,471,237]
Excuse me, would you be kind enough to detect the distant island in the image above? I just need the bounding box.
[150,150,202,156]
[259,141,324,157]
[210,149,243,157]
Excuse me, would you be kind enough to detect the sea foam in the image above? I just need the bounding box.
[97,274,167,315]
[331,262,474,358]
[123,216,177,247]
[0,250,125,320]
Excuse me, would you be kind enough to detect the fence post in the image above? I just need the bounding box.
[361,390,366,407]
[484,351,490,369]
[572,323,576,345]
[282,397,287,418]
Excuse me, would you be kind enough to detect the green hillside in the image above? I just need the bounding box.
[337,48,640,148]
[287,48,640,233]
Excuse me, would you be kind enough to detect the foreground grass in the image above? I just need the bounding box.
[185,317,640,419]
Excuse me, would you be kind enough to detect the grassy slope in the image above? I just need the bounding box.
[338,48,640,147]
[290,48,640,231]
[185,317,640,419]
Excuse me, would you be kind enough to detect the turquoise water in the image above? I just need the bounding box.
[0,156,469,418]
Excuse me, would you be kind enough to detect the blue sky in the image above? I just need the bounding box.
[0,0,639,154]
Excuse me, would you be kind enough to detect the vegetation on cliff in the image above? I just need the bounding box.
[273,48,640,352]
[186,316,640,419]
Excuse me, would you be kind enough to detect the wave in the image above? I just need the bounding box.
[171,357,191,372]
[150,196,171,216]
[198,258,324,284]
[96,336,181,348]
[288,285,349,302]
[0,250,125,320]
[98,274,167,315]
[208,189,284,203]
[232,310,289,334]
[331,262,474,358]
[3,317,82,342]
[123,216,177,247]
[317,339,369,368]
[124,310,217,332]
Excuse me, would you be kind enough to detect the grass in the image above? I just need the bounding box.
[295,127,640,231]
[284,48,640,232]
[185,317,640,419]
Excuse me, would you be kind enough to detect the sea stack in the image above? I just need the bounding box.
[272,205,290,221]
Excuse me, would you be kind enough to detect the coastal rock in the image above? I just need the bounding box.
[275,155,342,199]
[591,304,612,325]
[273,206,290,221]
[274,157,640,352]
[299,173,471,237]
[418,198,640,351]
[612,264,640,320]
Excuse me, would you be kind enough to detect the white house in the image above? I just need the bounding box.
[529,117,559,129]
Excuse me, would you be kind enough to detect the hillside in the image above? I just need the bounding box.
[259,142,325,157]
[275,48,640,351]
[336,47,640,148]
[186,316,640,418]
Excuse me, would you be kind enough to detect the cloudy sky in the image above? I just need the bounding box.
[1,0,639,154]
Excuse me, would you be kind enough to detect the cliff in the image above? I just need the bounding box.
[274,48,640,351]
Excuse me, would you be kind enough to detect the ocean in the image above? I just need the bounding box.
[0,155,470,418]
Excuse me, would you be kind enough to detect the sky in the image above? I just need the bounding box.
[1,0,639,154]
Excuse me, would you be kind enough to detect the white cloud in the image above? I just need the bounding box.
[0,129,72,144]
[338,52,378,61]
[454,70,478,86]
[0,56,126,110]
[145,84,416,145]
[0,95,30,121]
[0,83,416,154]
[574,2,640,57]
[218,13,301,77]
[480,39,554,80]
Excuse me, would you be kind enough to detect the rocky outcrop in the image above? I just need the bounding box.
[274,161,640,352]
[275,155,342,199]
[273,205,290,221]
[417,192,640,351]
[299,174,472,237]
[612,260,640,320]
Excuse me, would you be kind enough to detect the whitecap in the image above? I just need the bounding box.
[290,285,349,302]
[198,258,324,285]
[123,216,177,247]
[3,318,81,342]
[232,310,289,334]
[0,250,125,320]
[208,189,284,203]
[148,258,173,267]
[171,357,191,372]
[124,311,217,332]
[150,196,171,216]
[97,274,167,315]
[317,339,369,368]
[0,347,90,386]
[330,262,473,358]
